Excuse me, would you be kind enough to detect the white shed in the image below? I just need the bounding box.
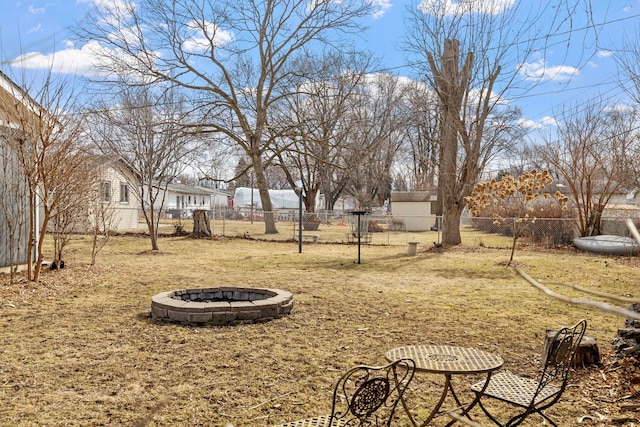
[390,191,437,231]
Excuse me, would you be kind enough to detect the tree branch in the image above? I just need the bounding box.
[515,267,640,320]
[538,280,640,305]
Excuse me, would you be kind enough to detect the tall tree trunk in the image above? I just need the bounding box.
[148,212,159,251]
[33,208,50,283]
[441,194,464,246]
[428,39,473,246]
[27,190,35,281]
[305,188,318,212]
[191,210,212,239]
[251,152,278,234]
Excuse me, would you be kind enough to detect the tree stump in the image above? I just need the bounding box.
[542,330,600,368]
[191,210,212,239]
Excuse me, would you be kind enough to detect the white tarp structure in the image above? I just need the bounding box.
[234,187,301,209]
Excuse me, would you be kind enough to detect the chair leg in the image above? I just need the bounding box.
[504,408,557,427]
[476,399,504,427]
[537,410,558,427]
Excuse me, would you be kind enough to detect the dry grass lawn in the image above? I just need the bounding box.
[0,227,639,426]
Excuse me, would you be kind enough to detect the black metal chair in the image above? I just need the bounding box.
[469,319,587,427]
[274,358,416,427]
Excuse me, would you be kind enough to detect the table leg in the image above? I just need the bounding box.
[443,372,495,427]
[419,374,452,427]
[398,388,420,427]
[392,365,419,427]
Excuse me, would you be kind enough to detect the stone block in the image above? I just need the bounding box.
[155,298,188,310]
[188,312,213,324]
[151,305,167,319]
[237,310,263,321]
[230,301,255,311]
[184,302,209,312]
[235,291,249,300]
[280,301,295,315]
[250,301,279,318]
[249,292,268,301]
[204,301,231,310]
[211,311,235,325]
[167,310,190,323]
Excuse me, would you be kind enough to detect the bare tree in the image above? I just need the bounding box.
[48,150,99,269]
[272,51,372,212]
[400,81,440,191]
[343,74,414,208]
[76,0,373,234]
[404,0,594,245]
[614,38,640,191]
[2,71,86,282]
[87,171,119,266]
[534,101,629,236]
[605,107,640,194]
[86,85,199,251]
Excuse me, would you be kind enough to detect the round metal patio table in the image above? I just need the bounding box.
[386,345,504,426]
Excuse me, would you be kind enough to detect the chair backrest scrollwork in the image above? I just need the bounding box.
[329,358,416,427]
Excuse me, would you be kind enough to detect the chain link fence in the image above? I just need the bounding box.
[129,206,640,249]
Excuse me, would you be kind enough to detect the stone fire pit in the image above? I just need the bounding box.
[151,287,294,326]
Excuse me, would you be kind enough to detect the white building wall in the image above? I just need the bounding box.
[391,201,434,231]
[390,191,437,232]
[101,166,140,230]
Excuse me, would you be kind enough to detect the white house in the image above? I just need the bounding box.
[156,182,223,218]
[97,159,141,231]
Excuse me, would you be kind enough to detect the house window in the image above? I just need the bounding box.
[120,182,129,203]
[101,181,111,202]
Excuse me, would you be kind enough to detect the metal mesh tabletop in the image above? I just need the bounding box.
[386,345,504,375]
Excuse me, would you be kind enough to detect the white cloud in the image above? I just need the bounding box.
[540,116,558,127]
[518,118,543,129]
[182,20,234,54]
[92,0,131,11]
[596,50,613,58]
[27,23,42,34]
[418,0,515,16]
[28,5,45,14]
[370,0,392,19]
[604,103,634,113]
[518,58,578,82]
[93,0,136,26]
[518,115,558,129]
[10,40,143,77]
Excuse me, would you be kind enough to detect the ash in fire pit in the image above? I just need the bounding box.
[151,287,294,326]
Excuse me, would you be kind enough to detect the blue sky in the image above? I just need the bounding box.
[1,0,640,130]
